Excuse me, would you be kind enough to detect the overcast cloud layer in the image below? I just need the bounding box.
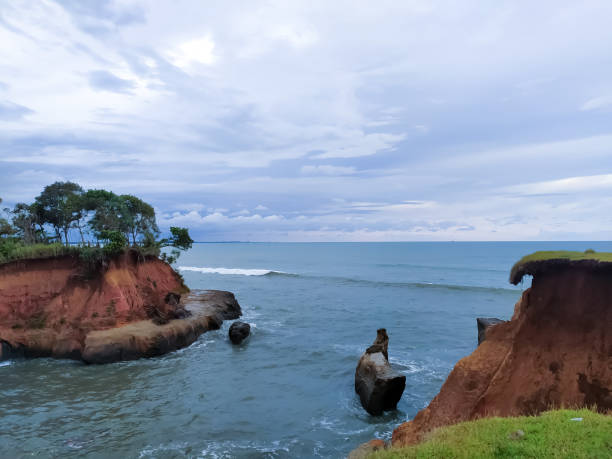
[2,1,612,241]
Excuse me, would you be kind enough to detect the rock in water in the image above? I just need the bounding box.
[355,329,406,415]
[476,317,505,345]
[229,321,250,344]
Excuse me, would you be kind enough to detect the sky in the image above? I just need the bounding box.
[1,1,612,241]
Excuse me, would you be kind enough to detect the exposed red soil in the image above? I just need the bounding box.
[391,266,612,447]
[0,252,185,359]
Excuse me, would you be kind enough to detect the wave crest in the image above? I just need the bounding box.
[178,266,284,276]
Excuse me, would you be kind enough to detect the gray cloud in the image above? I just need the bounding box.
[0,100,33,120]
[88,70,135,93]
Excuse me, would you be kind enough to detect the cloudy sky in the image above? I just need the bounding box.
[1,1,612,241]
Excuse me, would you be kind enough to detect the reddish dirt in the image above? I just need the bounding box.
[0,252,184,359]
[391,266,612,447]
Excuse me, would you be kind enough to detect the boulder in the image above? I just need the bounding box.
[229,321,250,344]
[476,317,505,345]
[355,329,406,415]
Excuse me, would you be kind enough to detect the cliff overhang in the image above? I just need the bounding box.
[510,250,612,284]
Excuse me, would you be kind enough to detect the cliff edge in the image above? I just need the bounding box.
[0,252,241,363]
[391,260,612,447]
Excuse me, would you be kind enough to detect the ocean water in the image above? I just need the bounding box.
[2,241,611,458]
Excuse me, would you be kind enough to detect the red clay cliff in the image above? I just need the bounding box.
[0,251,241,363]
[392,261,612,446]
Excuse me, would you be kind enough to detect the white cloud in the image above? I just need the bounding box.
[580,95,612,111]
[167,36,216,70]
[313,132,406,159]
[301,165,356,175]
[504,174,612,195]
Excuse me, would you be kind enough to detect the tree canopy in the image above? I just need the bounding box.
[0,182,193,265]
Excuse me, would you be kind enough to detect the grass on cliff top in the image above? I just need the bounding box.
[0,242,161,266]
[509,249,612,284]
[373,409,612,459]
[0,242,78,265]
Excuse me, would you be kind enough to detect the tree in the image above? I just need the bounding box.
[11,203,43,244]
[159,227,194,264]
[165,227,194,251]
[0,198,16,239]
[34,181,84,245]
[118,195,159,245]
[83,189,125,242]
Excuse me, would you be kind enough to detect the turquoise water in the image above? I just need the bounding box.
[2,242,611,458]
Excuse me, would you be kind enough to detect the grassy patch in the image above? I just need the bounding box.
[0,242,79,264]
[373,409,612,459]
[510,250,612,284]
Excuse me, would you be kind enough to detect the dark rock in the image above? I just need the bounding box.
[355,329,406,415]
[165,292,181,306]
[229,321,250,344]
[149,292,192,325]
[477,317,505,345]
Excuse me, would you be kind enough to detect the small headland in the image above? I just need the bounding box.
[0,251,241,363]
[356,250,612,456]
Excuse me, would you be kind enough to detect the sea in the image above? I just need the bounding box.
[2,241,611,458]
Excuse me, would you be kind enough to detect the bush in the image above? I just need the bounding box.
[100,230,127,257]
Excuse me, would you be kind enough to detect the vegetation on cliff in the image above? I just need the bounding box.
[374,409,612,458]
[509,249,612,284]
[510,249,612,285]
[0,183,193,265]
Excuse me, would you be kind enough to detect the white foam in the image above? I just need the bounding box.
[0,361,13,368]
[178,266,281,276]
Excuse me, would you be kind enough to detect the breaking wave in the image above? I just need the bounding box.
[178,266,519,293]
[178,266,286,276]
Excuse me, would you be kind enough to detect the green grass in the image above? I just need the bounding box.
[0,242,79,264]
[509,249,612,284]
[0,240,161,267]
[373,409,612,459]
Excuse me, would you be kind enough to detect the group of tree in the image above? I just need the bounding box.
[1,181,193,264]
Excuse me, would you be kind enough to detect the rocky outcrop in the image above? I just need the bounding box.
[355,329,406,415]
[391,264,612,447]
[229,321,250,344]
[0,253,241,363]
[82,290,241,364]
[476,317,505,345]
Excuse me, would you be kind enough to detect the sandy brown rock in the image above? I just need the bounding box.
[391,265,612,447]
[82,290,240,363]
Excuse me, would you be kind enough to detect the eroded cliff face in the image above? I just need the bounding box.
[0,252,185,360]
[392,265,612,447]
